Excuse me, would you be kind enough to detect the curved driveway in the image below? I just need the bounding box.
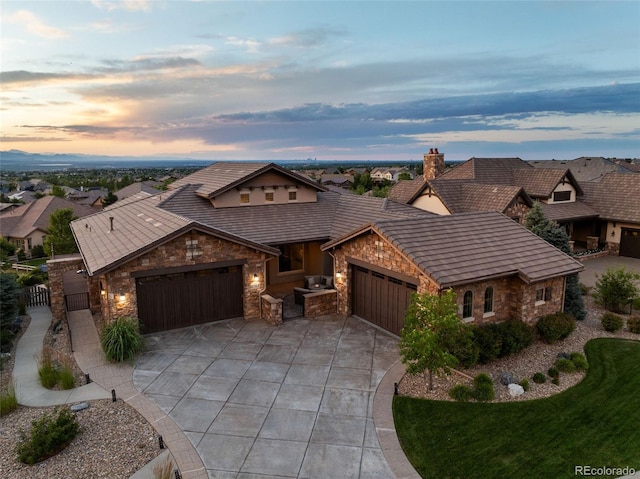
[133,315,401,478]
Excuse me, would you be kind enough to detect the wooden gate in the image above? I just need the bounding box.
[23,285,51,307]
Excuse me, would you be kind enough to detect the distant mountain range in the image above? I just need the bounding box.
[0,150,423,172]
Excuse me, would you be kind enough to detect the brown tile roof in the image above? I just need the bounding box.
[581,173,640,224]
[441,157,530,182]
[323,211,584,287]
[0,196,96,239]
[512,168,583,198]
[71,188,279,275]
[169,162,326,199]
[530,157,636,182]
[114,181,161,200]
[387,176,424,204]
[540,201,598,222]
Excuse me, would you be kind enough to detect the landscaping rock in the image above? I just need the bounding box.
[500,373,514,386]
[557,352,571,359]
[71,402,89,412]
[508,384,525,397]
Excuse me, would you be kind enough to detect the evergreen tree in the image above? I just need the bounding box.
[43,208,79,256]
[102,191,118,208]
[0,272,21,328]
[524,202,586,320]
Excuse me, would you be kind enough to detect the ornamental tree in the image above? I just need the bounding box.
[399,289,472,391]
[593,266,640,314]
[43,208,78,256]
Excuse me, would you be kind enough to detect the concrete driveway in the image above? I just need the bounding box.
[579,255,640,288]
[133,315,400,478]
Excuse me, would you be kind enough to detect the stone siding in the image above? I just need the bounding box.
[260,295,283,325]
[99,231,270,323]
[47,255,85,324]
[504,200,530,224]
[303,290,338,318]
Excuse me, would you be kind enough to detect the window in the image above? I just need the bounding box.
[536,288,544,302]
[463,291,473,318]
[265,191,274,202]
[278,243,304,273]
[240,192,250,204]
[553,190,571,202]
[544,286,552,301]
[288,190,297,201]
[484,287,494,313]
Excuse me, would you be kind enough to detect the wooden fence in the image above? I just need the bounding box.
[22,285,50,307]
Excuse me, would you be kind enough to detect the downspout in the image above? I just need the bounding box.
[327,250,339,314]
[560,276,567,313]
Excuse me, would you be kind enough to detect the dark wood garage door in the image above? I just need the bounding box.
[352,265,417,336]
[620,228,640,259]
[136,266,243,333]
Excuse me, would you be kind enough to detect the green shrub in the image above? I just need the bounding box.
[547,367,559,379]
[551,377,560,386]
[579,283,590,296]
[570,352,588,371]
[473,324,502,364]
[519,379,530,392]
[16,249,27,261]
[532,372,546,384]
[471,373,495,402]
[38,354,59,389]
[628,316,640,334]
[101,316,144,362]
[449,384,473,402]
[30,244,46,259]
[17,408,79,464]
[536,312,576,344]
[58,366,75,390]
[0,382,18,417]
[555,358,576,373]
[497,319,534,356]
[441,325,479,369]
[601,312,624,332]
[593,266,640,313]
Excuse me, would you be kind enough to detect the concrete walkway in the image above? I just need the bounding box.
[13,306,208,479]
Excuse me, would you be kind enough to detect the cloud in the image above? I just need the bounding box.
[269,27,347,48]
[225,36,261,54]
[0,70,95,85]
[91,0,151,12]
[7,10,69,39]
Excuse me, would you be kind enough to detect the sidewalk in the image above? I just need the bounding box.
[13,306,207,479]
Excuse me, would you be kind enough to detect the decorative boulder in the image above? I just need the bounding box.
[71,402,89,412]
[500,373,514,386]
[557,352,571,359]
[508,383,525,397]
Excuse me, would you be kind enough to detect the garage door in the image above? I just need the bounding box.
[136,265,243,333]
[352,265,417,336]
[620,228,640,259]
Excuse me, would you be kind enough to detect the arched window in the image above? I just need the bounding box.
[463,291,473,318]
[484,287,494,313]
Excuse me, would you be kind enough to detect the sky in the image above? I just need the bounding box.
[1,0,639,162]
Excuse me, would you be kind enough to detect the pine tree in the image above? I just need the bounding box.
[524,202,586,320]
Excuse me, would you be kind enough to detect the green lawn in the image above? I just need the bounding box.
[393,338,640,479]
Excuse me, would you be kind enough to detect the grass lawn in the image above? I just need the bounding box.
[393,338,640,479]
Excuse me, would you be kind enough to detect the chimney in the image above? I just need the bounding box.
[109,217,114,232]
[423,148,445,181]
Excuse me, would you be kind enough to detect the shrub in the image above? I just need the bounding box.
[579,283,590,296]
[551,377,560,386]
[38,354,59,389]
[17,408,79,464]
[628,316,640,334]
[532,372,546,384]
[441,325,479,369]
[58,366,75,390]
[16,249,27,261]
[101,316,144,362]
[153,455,175,479]
[497,319,534,356]
[30,244,46,259]
[570,352,588,371]
[536,312,576,344]
[0,382,18,417]
[471,373,495,402]
[555,358,576,373]
[473,324,502,364]
[519,379,530,392]
[593,266,640,313]
[449,384,473,402]
[601,312,624,332]
[547,367,559,379]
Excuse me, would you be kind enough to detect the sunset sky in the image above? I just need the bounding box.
[1,0,639,162]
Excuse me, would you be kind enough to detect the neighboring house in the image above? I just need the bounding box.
[63,162,583,337]
[320,174,354,189]
[0,196,95,253]
[114,181,161,201]
[6,190,37,204]
[67,188,108,209]
[530,157,635,182]
[370,167,410,182]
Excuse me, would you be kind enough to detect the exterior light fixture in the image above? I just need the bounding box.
[101,289,106,296]
[336,272,342,279]
[252,273,259,283]
[119,293,126,302]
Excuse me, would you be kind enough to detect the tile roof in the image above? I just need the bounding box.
[540,201,598,222]
[581,173,640,224]
[323,211,584,287]
[168,162,326,199]
[530,157,635,182]
[387,176,424,204]
[114,181,161,200]
[0,196,96,239]
[441,157,531,182]
[512,168,581,198]
[71,189,279,275]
